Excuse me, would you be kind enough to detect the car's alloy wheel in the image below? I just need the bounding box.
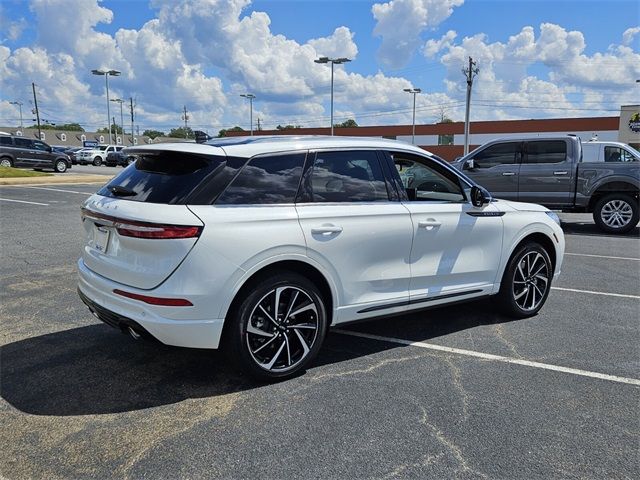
[593,194,639,234]
[512,251,549,312]
[0,158,12,168]
[246,286,320,373]
[226,271,328,381]
[93,156,102,166]
[497,242,552,318]
[600,199,633,229]
[54,160,67,173]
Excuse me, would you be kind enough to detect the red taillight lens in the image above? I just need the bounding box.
[113,289,193,306]
[81,208,202,239]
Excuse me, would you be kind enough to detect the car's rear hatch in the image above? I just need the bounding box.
[81,144,237,290]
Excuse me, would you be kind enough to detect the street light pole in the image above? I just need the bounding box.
[111,98,125,139]
[92,69,121,145]
[240,94,256,135]
[9,101,24,131]
[403,88,421,145]
[315,56,351,135]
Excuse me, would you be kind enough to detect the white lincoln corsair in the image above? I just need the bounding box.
[78,136,564,380]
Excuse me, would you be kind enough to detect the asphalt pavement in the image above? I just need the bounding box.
[0,184,638,479]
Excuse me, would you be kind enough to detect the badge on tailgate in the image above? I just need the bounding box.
[93,224,110,253]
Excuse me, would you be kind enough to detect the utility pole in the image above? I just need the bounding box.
[9,101,24,131]
[31,83,42,139]
[182,105,189,138]
[130,97,135,146]
[257,117,262,131]
[112,116,117,141]
[462,56,479,155]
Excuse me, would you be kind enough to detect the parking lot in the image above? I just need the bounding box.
[1,183,638,479]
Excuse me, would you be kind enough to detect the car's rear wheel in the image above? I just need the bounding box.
[93,156,102,166]
[496,242,553,318]
[54,159,67,173]
[225,271,328,381]
[593,193,638,234]
[0,157,12,168]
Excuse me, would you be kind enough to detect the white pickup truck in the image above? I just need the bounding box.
[77,145,123,166]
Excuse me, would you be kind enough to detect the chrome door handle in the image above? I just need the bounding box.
[311,225,343,234]
[553,171,568,175]
[418,220,441,228]
[502,172,516,176]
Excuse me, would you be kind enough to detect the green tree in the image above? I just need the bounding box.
[97,123,123,134]
[169,126,195,139]
[276,124,301,130]
[142,129,165,139]
[333,119,358,128]
[30,122,85,132]
[217,126,245,137]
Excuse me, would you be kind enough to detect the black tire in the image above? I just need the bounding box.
[224,271,328,381]
[0,157,13,168]
[593,193,639,234]
[92,156,102,166]
[496,242,553,319]
[54,159,67,173]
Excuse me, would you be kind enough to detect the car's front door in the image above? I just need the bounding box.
[32,140,53,168]
[389,151,504,300]
[462,141,521,200]
[295,149,414,321]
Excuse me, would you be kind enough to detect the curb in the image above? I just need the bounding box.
[0,174,112,186]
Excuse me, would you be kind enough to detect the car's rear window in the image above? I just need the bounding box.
[97,151,246,204]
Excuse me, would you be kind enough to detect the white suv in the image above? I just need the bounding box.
[78,136,564,380]
[77,145,123,166]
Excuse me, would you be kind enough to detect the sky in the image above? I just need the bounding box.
[0,0,639,135]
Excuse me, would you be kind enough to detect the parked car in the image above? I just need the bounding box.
[77,145,123,166]
[453,135,640,234]
[105,149,136,167]
[78,136,564,380]
[581,141,639,163]
[0,134,71,172]
[64,146,84,165]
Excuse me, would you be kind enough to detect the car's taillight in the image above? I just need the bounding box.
[81,208,202,239]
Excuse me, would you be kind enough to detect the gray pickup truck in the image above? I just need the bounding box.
[452,135,639,233]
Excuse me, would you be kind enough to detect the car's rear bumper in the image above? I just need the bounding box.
[77,259,225,349]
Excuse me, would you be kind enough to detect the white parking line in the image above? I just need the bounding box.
[333,329,640,386]
[0,197,49,206]
[565,252,640,261]
[18,186,91,195]
[551,286,640,299]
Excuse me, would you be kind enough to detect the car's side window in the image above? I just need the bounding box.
[0,137,12,146]
[216,152,306,205]
[300,150,389,203]
[472,142,519,168]
[524,141,567,164]
[14,138,32,148]
[392,153,465,202]
[604,146,636,162]
[32,141,49,151]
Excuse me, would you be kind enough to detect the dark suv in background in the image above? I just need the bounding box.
[0,135,71,173]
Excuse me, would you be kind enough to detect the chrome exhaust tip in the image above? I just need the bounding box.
[128,326,142,340]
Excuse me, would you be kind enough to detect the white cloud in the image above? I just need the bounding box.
[423,23,640,120]
[622,26,640,46]
[372,0,463,69]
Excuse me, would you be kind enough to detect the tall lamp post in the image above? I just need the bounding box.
[403,88,421,145]
[314,56,351,135]
[9,101,24,131]
[110,98,125,141]
[91,69,121,144]
[240,93,256,135]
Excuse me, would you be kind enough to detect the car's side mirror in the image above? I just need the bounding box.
[47,146,52,153]
[464,158,475,170]
[470,185,491,207]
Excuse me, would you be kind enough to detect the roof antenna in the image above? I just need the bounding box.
[590,133,598,141]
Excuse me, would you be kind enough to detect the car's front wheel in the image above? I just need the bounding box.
[593,193,638,234]
[225,271,328,381]
[92,156,102,166]
[497,242,553,318]
[0,157,13,168]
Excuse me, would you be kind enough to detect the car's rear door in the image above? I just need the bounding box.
[13,138,38,168]
[295,149,413,321]
[518,139,575,207]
